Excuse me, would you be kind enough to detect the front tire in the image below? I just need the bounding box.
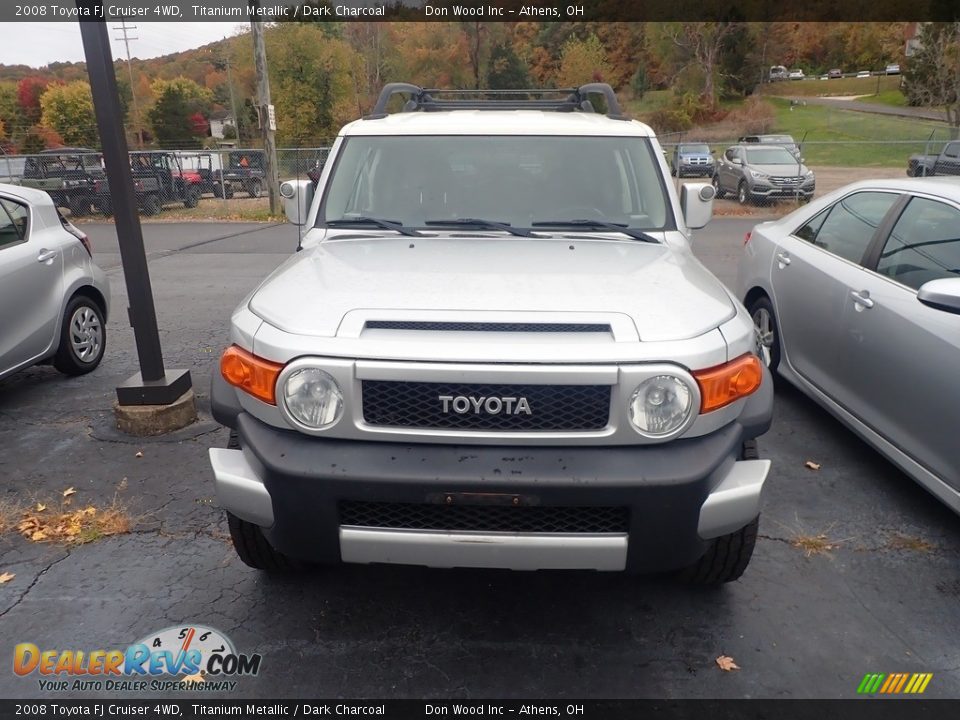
[747,296,781,374]
[224,431,301,572]
[184,185,201,208]
[246,178,263,198]
[53,294,106,376]
[141,193,162,216]
[738,181,751,206]
[679,515,760,585]
[712,175,726,199]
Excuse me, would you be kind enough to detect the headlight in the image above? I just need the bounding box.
[749,169,768,179]
[282,368,343,429]
[805,169,814,177]
[628,375,693,437]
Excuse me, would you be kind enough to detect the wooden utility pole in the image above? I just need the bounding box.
[250,11,280,216]
[114,20,142,148]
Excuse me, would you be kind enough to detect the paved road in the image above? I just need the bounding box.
[1,221,958,700]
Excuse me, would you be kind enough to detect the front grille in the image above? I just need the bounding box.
[769,176,804,186]
[340,501,629,533]
[361,381,611,431]
[365,321,610,333]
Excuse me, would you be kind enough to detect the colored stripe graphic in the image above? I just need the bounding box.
[857,673,932,694]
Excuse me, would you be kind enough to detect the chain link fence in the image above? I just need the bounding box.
[2,135,959,218]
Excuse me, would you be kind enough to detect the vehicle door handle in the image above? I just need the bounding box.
[776,252,791,266]
[850,290,874,309]
[37,249,58,263]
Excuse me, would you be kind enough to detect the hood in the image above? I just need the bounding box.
[248,235,735,343]
[748,162,810,176]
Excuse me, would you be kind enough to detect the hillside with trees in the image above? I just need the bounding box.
[0,20,954,154]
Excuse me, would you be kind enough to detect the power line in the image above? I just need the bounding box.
[113,21,142,148]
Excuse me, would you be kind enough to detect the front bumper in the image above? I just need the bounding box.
[749,182,815,200]
[209,369,773,573]
[678,163,715,177]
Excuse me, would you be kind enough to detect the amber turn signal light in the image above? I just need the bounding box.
[220,345,283,405]
[693,354,763,413]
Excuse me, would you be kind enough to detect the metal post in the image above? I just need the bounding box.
[78,8,192,406]
[250,9,280,216]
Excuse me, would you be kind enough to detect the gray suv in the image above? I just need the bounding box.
[208,83,773,584]
[714,145,815,205]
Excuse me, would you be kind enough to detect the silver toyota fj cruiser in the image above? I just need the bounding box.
[209,83,773,584]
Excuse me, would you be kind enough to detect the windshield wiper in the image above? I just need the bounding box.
[326,216,424,237]
[531,219,660,243]
[424,218,540,238]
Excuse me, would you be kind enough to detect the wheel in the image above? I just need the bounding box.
[224,431,301,571]
[53,294,106,376]
[246,178,263,198]
[737,181,751,206]
[95,199,112,217]
[679,511,759,585]
[712,175,726,199]
[141,194,162,216]
[184,185,201,208]
[69,196,90,217]
[747,295,781,374]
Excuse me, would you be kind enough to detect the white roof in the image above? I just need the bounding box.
[340,110,656,138]
[839,177,960,200]
[0,181,55,205]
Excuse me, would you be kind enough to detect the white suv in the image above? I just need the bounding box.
[208,84,773,584]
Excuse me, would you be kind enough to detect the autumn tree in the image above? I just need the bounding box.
[556,35,612,87]
[0,82,18,140]
[345,22,393,109]
[388,23,472,88]
[17,76,49,125]
[650,22,740,111]
[487,41,530,89]
[904,22,960,133]
[147,77,213,148]
[40,81,98,147]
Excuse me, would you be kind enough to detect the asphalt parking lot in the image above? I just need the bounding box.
[1,219,958,700]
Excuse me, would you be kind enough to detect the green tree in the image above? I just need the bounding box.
[147,77,213,148]
[39,81,98,147]
[649,22,740,111]
[487,41,530,89]
[0,82,18,140]
[904,22,960,133]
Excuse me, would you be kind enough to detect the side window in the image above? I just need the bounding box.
[876,197,960,290]
[943,143,959,159]
[811,191,900,264]
[724,148,738,162]
[793,207,830,244]
[0,198,28,249]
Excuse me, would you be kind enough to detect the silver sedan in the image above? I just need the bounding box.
[738,178,960,513]
[0,183,110,381]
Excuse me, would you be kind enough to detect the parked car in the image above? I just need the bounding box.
[214,150,265,198]
[828,68,843,79]
[177,152,232,198]
[769,65,789,82]
[886,64,901,75]
[789,69,805,80]
[20,148,104,217]
[906,140,960,177]
[738,178,960,514]
[856,70,872,78]
[714,145,815,205]
[738,134,801,159]
[0,183,109,381]
[208,81,773,583]
[670,143,715,178]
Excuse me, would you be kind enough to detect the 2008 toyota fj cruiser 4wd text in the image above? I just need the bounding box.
[209,83,773,584]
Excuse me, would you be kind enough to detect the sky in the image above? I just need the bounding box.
[0,22,248,68]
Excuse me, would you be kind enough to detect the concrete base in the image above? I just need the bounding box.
[114,390,198,437]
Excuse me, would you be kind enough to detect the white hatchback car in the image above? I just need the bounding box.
[0,183,110,381]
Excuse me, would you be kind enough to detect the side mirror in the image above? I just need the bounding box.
[279,179,315,227]
[732,157,743,165]
[917,277,960,314]
[680,182,715,230]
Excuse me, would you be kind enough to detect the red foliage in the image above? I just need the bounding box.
[189,112,210,137]
[17,76,49,119]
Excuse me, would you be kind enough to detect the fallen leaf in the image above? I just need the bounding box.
[118,477,128,491]
[716,655,740,672]
[62,487,76,498]
[804,461,821,471]
[135,451,143,458]
[0,571,14,584]
[35,503,47,512]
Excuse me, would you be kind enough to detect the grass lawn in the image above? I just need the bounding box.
[856,89,909,108]
[757,75,903,98]
[767,98,948,167]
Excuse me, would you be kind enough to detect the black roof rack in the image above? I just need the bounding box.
[366,83,628,121]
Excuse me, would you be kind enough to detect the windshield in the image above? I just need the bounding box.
[680,144,710,154]
[320,135,671,231]
[745,147,800,165]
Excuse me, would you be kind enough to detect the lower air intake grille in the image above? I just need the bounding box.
[339,501,629,534]
[365,321,610,333]
[361,381,611,431]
